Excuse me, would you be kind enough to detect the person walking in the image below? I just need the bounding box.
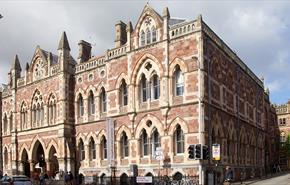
[224,166,233,185]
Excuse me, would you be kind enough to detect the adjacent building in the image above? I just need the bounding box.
[0,4,279,184]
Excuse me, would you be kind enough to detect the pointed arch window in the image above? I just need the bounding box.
[140,74,147,102]
[48,96,57,125]
[101,136,107,160]
[120,132,129,158]
[9,114,13,132]
[151,74,160,100]
[174,125,184,154]
[79,139,85,161]
[140,129,149,156]
[88,91,95,115]
[4,148,8,168]
[140,30,145,46]
[89,138,96,160]
[152,27,157,42]
[120,80,128,106]
[33,105,37,125]
[3,114,8,135]
[152,128,161,154]
[21,104,28,130]
[146,28,151,44]
[100,88,107,113]
[173,66,184,96]
[78,95,84,117]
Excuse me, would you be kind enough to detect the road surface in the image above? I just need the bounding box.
[250,173,290,185]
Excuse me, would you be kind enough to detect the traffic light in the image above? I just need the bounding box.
[195,144,202,159]
[188,145,195,159]
[202,145,209,160]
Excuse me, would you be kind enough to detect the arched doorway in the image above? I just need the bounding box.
[21,149,30,177]
[32,141,46,173]
[120,173,129,185]
[48,146,59,177]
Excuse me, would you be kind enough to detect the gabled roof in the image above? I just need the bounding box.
[134,3,163,30]
[169,18,187,27]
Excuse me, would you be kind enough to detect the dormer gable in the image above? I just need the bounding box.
[134,4,164,48]
[29,46,50,82]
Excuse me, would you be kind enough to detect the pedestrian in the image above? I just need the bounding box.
[68,171,74,185]
[64,172,70,185]
[224,166,233,185]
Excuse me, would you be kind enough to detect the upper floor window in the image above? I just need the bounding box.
[88,91,95,115]
[101,136,107,160]
[140,129,149,156]
[120,80,128,106]
[3,114,8,135]
[21,103,28,130]
[78,95,84,117]
[152,128,161,155]
[152,27,157,42]
[280,132,286,143]
[79,139,85,161]
[89,138,96,160]
[139,17,158,47]
[280,118,286,126]
[146,28,151,45]
[48,95,57,125]
[174,125,184,154]
[140,30,145,46]
[151,74,160,100]
[100,88,107,113]
[141,74,148,102]
[120,132,129,158]
[173,66,184,96]
[9,114,13,132]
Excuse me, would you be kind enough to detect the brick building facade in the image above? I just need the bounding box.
[0,4,279,184]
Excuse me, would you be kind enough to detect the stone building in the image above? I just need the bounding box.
[0,4,279,184]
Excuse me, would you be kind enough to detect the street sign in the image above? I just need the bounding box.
[136,176,152,183]
[212,143,220,161]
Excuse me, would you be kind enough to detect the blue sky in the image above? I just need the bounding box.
[0,0,289,104]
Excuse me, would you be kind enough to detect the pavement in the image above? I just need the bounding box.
[231,171,290,185]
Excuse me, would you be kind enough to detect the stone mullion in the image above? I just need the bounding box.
[84,143,90,167]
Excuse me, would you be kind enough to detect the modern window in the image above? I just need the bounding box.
[79,139,85,161]
[89,138,96,160]
[100,88,107,113]
[120,80,128,106]
[174,125,184,154]
[140,129,149,156]
[174,66,184,96]
[78,95,84,117]
[88,91,95,115]
[121,132,129,158]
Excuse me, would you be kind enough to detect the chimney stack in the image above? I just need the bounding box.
[115,21,127,47]
[78,40,92,63]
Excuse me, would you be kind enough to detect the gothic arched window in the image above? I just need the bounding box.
[79,139,85,161]
[140,30,145,46]
[174,125,184,154]
[120,80,128,106]
[140,129,149,156]
[100,88,107,113]
[101,136,107,160]
[88,91,95,115]
[151,74,160,100]
[146,28,151,44]
[120,132,129,158]
[78,95,84,117]
[152,128,161,154]
[140,74,147,102]
[89,137,96,160]
[173,65,184,96]
[152,27,157,42]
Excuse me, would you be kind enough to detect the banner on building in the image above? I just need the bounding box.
[106,118,115,167]
[212,143,220,161]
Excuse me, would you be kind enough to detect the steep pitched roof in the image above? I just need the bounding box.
[58,31,71,51]
[11,54,21,71]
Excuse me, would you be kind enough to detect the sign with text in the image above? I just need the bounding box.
[136,176,153,183]
[154,147,164,161]
[212,143,220,161]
